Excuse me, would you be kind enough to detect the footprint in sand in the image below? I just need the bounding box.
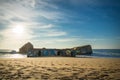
[41,73,50,79]
[46,67,58,72]
[60,76,73,80]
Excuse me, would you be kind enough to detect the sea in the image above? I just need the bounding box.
[0,49,120,58]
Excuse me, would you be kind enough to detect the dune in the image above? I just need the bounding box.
[0,57,120,80]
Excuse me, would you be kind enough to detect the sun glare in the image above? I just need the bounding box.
[11,54,26,58]
[12,25,24,34]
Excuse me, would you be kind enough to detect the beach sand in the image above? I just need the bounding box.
[0,57,120,80]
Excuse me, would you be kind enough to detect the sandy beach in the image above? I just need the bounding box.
[0,57,120,80]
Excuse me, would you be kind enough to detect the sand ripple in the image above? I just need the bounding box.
[0,57,120,80]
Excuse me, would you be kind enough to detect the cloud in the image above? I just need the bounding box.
[36,0,58,9]
[17,0,36,8]
[0,0,63,23]
[1,0,118,49]
[31,37,77,48]
[30,24,67,38]
[47,31,67,37]
[0,0,69,49]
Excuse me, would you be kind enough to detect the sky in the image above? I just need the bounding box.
[0,0,120,50]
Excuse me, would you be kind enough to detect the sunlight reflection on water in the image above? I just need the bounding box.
[11,54,26,58]
[0,53,27,58]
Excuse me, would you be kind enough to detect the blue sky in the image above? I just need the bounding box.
[0,0,120,50]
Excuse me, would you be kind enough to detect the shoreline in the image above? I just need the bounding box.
[0,57,120,80]
[0,56,120,59]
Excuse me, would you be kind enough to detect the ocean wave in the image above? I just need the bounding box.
[92,51,120,58]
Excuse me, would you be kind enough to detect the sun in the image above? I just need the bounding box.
[12,25,24,34]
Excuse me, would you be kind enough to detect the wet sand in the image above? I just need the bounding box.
[0,57,120,80]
